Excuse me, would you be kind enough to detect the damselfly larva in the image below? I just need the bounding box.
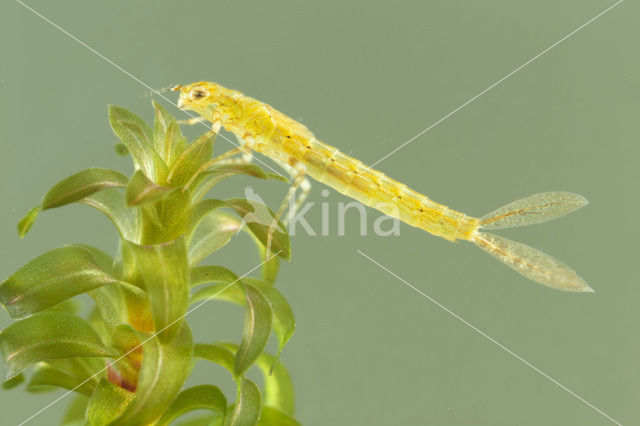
[172,82,591,292]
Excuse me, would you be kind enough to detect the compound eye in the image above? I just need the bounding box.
[190,87,208,100]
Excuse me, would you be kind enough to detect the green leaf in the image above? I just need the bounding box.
[223,344,295,416]
[224,377,261,426]
[195,344,295,422]
[69,243,115,274]
[186,198,290,261]
[41,168,129,210]
[17,205,40,238]
[191,281,272,377]
[168,131,214,187]
[188,211,243,266]
[190,164,286,202]
[254,355,294,414]
[136,189,193,244]
[2,372,24,389]
[158,385,227,426]
[0,311,113,380]
[153,101,188,166]
[126,169,175,206]
[151,99,176,152]
[44,298,82,315]
[191,266,241,289]
[225,198,291,261]
[243,278,295,365]
[191,283,245,307]
[185,199,228,242]
[80,188,141,242]
[89,284,148,335]
[26,363,96,396]
[62,395,89,426]
[86,378,135,425]
[114,142,130,156]
[0,246,135,319]
[44,357,103,386]
[252,236,280,284]
[176,415,222,426]
[258,407,300,426]
[108,105,156,177]
[191,270,294,370]
[153,100,176,154]
[110,324,143,389]
[193,343,235,374]
[111,324,142,358]
[122,237,190,341]
[115,322,193,426]
[234,283,272,377]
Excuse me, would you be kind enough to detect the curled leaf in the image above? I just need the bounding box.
[0,246,139,319]
[108,105,156,177]
[224,377,261,426]
[188,211,243,266]
[193,343,235,373]
[42,168,129,210]
[0,311,113,380]
[223,344,295,416]
[190,281,272,377]
[225,198,291,261]
[62,395,89,426]
[2,372,25,389]
[244,278,295,366]
[186,198,290,261]
[167,131,214,187]
[114,322,193,426]
[234,282,272,377]
[26,363,96,396]
[126,169,174,206]
[191,270,294,369]
[86,378,135,425]
[158,385,227,426]
[17,206,40,238]
[189,163,287,202]
[258,407,300,426]
[152,101,188,167]
[80,188,141,242]
[122,237,190,341]
[190,265,242,289]
[110,324,143,389]
[185,199,227,243]
[251,235,280,284]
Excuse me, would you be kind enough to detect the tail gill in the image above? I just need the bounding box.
[470,192,592,292]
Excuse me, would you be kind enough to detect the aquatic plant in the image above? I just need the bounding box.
[0,103,298,425]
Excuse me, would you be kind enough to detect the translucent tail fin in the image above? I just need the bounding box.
[472,192,591,292]
[471,231,591,292]
[479,192,587,230]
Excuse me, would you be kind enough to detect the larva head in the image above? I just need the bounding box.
[171,82,221,112]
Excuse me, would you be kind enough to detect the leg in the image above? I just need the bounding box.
[204,134,255,168]
[290,178,311,222]
[217,133,254,165]
[177,116,207,126]
[265,159,307,258]
[269,158,312,221]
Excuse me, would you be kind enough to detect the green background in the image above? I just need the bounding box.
[1,1,638,424]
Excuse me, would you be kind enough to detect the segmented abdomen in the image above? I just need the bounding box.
[235,96,479,241]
